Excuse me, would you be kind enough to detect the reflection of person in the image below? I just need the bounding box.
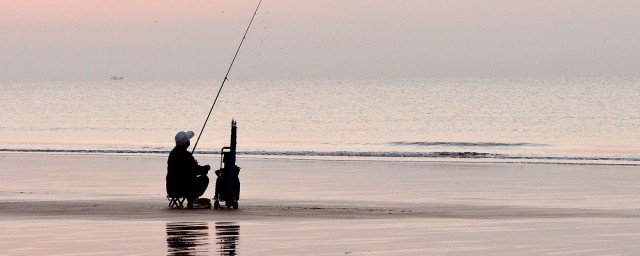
[166,222,209,255]
[166,131,210,208]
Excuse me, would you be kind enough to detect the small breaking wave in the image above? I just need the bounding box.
[390,141,549,147]
[1,148,638,165]
[0,148,172,154]
[240,150,640,165]
[242,150,494,158]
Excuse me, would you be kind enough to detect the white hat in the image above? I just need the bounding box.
[175,131,195,145]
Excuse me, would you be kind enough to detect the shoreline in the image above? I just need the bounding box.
[2,199,639,222]
[1,151,638,166]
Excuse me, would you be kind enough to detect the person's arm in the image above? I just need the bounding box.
[186,152,210,175]
[195,164,210,175]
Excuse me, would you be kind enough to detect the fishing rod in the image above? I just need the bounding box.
[191,0,263,154]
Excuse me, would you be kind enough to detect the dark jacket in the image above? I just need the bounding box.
[166,145,209,197]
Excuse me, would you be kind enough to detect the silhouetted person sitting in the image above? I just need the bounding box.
[166,131,211,208]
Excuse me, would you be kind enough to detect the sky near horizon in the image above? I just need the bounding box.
[1,0,639,81]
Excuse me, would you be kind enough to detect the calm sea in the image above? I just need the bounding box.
[1,77,639,164]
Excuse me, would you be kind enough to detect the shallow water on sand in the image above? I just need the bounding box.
[2,155,640,210]
[2,155,640,255]
[3,218,640,255]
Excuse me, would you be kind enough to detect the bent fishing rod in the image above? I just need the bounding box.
[191,0,263,154]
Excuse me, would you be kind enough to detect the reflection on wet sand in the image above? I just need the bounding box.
[166,222,209,255]
[216,222,240,255]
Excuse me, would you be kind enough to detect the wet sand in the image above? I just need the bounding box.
[1,153,640,255]
[2,198,640,221]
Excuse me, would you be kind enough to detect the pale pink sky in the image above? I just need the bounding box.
[1,0,639,80]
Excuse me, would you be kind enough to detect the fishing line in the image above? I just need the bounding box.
[192,0,263,153]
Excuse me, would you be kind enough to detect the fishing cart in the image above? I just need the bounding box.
[213,120,241,209]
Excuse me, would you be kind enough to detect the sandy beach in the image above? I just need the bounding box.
[1,153,640,255]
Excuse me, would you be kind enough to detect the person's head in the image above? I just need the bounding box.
[175,131,195,147]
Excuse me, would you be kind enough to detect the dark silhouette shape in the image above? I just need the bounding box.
[166,222,209,255]
[213,120,241,209]
[215,222,240,255]
[167,131,211,208]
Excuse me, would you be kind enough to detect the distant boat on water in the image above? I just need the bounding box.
[111,76,124,80]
